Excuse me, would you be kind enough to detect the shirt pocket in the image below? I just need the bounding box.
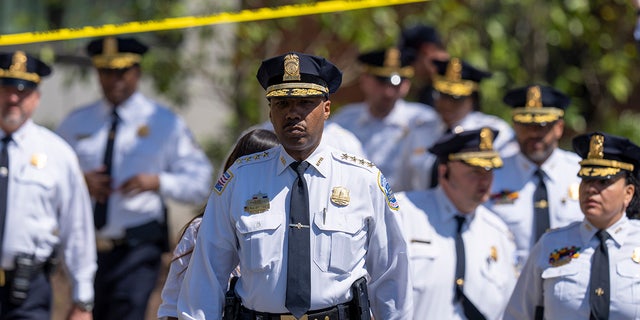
[312,210,367,274]
[541,264,582,302]
[236,212,283,272]
[408,240,439,289]
[615,258,640,304]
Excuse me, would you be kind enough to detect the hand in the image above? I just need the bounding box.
[84,167,112,203]
[67,305,92,320]
[118,174,160,196]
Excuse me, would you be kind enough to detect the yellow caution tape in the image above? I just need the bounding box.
[0,0,427,46]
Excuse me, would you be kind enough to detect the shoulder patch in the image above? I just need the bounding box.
[378,171,399,211]
[214,170,233,195]
[334,152,377,170]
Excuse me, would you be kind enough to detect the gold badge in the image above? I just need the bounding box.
[30,153,47,168]
[137,125,149,137]
[330,186,350,207]
[316,157,324,167]
[283,53,301,81]
[567,183,579,201]
[632,248,640,263]
[244,193,270,214]
[490,246,498,262]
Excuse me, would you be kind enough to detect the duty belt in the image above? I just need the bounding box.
[238,302,354,320]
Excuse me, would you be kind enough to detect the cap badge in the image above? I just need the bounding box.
[445,57,462,81]
[548,246,581,267]
[526,86,543,109]
[632,247,640,263]
[10,51,27,73]
[330,186,350,207]
[384,48,401,68]
[104,37,118,55]
[479,127,494,150]
[588,134,604,160]
[283,53,301,81]
[244,192,270,214]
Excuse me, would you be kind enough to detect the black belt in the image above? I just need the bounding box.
[238,302,354,320]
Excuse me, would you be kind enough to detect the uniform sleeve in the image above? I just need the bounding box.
[58,149,97,303]
[158,118,213,205]
[365,172,413,319]
[177,189,239,319]
[504,238,545,320]
[158,218,201,318]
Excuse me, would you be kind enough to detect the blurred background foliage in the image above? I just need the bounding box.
[1,0,640,164]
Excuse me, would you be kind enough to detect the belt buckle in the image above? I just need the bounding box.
[95,238,114,252]
[280,315,308,320]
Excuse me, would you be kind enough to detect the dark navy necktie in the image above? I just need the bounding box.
[94,110,119,229]
[286,161,311,318]
[454,215,487,320]
[589,230,610,320]
[533,169,550,241]
[0,135,11,261]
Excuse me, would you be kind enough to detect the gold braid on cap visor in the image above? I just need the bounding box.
[363,65,414,78]
[266,82,329,97]
[578,159,634,178]
[512,107,564,124]
[92,53,141,69]
[432,76,478,97]
[448,151,503,168]
[0,69,40,83]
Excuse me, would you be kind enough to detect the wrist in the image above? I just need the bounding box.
[74,300,94,312]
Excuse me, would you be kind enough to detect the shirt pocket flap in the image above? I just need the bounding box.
[312,212,363,235]
[616,259,640,278]
[17,166,54,189]
[236,213,282,234]
[541,264,579,279]
[409,240,439,258]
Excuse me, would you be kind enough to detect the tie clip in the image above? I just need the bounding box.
[289,223,309,229]
[535,200,548,208]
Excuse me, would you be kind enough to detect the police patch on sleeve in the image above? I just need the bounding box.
[214,170,233,195]
[378,172,399,211]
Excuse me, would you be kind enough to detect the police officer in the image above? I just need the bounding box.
[56,37,213,320]
[0,51,97,318]
[397,58,517,191]
[331,47,438,191]
[178,52,412,319]
[396,128,517,320]
[487,85,583,270]
[505,132,640,319]
[398,24,450,107]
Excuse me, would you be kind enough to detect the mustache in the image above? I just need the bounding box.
[283,121,305,130]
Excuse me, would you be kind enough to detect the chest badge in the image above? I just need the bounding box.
[330,186,350,207]
[137,125,150,137]
[244,192,270,214]
[632,248,640,263]
[30,153,47,169]
[489,246,498,262]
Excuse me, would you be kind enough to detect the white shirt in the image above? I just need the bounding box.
[56,92,213,238]
[177,141,412,319]
[505,216,640,319]
[158,217,202,319]
[331,99,438,191]
[2,120,96,303]
[396,111,517,191]
[397,187,517,320]
[487,149,584,269]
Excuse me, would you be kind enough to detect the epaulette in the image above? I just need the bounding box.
[545,220,582,235]
[233,150,275,168]
[333,151,378,172]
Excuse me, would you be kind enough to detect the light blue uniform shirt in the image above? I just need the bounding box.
[505,216,640,319]
[2,120,96,303]
[56,92,213,239]
[487,149,584,269]
[331,99,438,191]
[396,187,517,320]
[177,141,413,319]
